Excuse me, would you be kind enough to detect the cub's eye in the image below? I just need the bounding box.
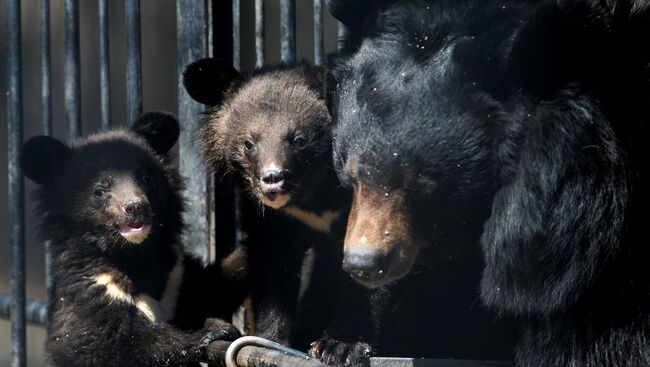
[94,188,106,198]
[293,135,307,149]
[141,176,153,187]
[244,139,255,152]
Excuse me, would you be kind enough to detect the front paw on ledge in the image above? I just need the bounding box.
[308,338,371,367]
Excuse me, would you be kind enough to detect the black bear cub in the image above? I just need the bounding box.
[183,60,352,351]
[22,112,239,367]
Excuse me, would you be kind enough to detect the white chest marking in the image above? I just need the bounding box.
[92,253,184,324]
[281,207,342,233]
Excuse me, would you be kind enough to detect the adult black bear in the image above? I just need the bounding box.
[22,112,240,367]
[183,60,351,350]
[327,0,650,366]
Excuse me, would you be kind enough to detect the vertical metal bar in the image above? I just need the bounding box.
[254,0,264,68]
[337,21,349,51]
[99,0,111,129]
[280,0,296,63]
[41,0,54,330]
[177,0,211,262]
[232,0,241,71]
[7,0,26,365]
[313,0,324,65]
[41,0,52,136]
[126,0,142,124]
[64,0,81,139]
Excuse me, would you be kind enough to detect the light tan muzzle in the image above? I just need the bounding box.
[342,184,423,288]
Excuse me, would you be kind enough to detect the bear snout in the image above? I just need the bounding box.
[122,199,149,217]
[343,184,422,287]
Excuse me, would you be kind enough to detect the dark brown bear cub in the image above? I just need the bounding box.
[183,60,357,352]
[21,112,239,367]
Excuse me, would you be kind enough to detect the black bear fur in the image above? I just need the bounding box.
[22,112,240,367]
[326,0,650,366]
[182,60,352,350]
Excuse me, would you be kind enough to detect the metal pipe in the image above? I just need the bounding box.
[280,0,295,64]
[41,0,52,136]
[313,0,324,65]
[40,0,54,333]
[126,0,142,124]
[255,0,264,68]
[177,0,211,263]
[232,0,241,71]
[0,295,49,327]
[337,21,349,51]
[99,0,111,129]
[7,0,25,364]
[64,0,81,139]
[205,340,328,367]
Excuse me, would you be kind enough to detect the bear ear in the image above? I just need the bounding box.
[131,112,180,156]
[182,58,241,107]
[326,0,374,29]
[21,136,69,184]
[300,64,329,99]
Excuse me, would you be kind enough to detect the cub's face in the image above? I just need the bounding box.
[66,141,173,245]
[221,74,330,209]
[22,112,181,249]
[185,62,332,210]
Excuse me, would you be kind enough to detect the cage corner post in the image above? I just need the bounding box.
[176,0,213,263]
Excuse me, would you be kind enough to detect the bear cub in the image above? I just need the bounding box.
[22,112,239,367]
[183,60,351,350]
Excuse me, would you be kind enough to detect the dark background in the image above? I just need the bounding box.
[0,1,340,364]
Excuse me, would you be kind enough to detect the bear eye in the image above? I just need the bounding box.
[244,139,255,152]
[293,135,307,149]
[94,188,106,198]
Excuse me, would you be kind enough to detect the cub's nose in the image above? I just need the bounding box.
[122,199,148,217]
[261,169,285,186]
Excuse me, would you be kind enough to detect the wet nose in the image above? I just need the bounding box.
[122,199,147,216]
[342,248,389,279]
[262,169,285,185]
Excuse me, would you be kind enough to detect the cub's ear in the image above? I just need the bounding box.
[182,58,241,107]
[327,0,374,28]
[300,64,329,99]
[21,136,69,184]
[132,112,180,155]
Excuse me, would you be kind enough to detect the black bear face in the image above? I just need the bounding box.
[22,112,182,249]
[332,35,496,287]
[184,59,332,210]
[330,0,622,288]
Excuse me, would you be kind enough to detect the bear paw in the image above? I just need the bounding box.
[189,318,241,359]
[201,318,241,345]
[308,338,371,367]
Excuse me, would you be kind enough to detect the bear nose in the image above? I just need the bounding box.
[342,248,390,280]
[122,199,147,216]
[262,169,285,185]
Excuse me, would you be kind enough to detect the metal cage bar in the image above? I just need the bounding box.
[41,0,54,330]
[7,0,26,365]
[177,0,212,261]
[232,0,241,71]
[41,0,52,137]
[64,0,81,139]
[126,0,143,124]
[99,0,111,130]
[313,0,324,65]
[280,0,296,63]
[255,0,265,68]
